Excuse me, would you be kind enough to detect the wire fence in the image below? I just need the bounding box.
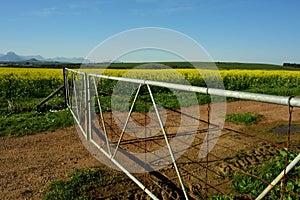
[64,67,300,200]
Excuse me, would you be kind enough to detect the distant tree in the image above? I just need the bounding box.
[283,63,300,68]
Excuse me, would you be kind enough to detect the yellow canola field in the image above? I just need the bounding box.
[0,67,63,80]
[1,68,300,90]
[100,69,300,89]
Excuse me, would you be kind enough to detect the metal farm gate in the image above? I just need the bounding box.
[64,67,300,199]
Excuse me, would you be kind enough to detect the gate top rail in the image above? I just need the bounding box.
[66,68,300,107]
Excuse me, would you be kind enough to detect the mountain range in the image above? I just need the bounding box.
[0,51,89,63]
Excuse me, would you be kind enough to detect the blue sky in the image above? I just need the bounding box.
[1,0,300,64]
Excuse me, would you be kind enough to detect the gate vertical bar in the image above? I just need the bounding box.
[88,74,92,142]
[84,72,89,140]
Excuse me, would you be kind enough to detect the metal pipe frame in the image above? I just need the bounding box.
[64,68,300,200]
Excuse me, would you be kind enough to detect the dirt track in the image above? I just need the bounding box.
[0,101,299,199]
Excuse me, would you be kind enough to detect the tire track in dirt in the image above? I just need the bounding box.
[217,142,280,176]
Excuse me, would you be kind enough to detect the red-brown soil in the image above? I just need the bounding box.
[0,101,299,199]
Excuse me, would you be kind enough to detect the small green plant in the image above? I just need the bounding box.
[43,168,116,200]
[225,113,262,125]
